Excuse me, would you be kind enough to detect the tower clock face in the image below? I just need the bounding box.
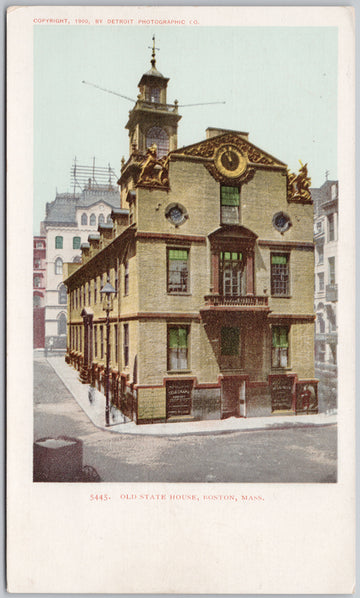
[215,145,247,178]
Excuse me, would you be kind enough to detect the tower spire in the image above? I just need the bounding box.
[149,34,159,68]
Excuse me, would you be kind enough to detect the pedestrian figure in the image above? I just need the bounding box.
[88,385,95,405]
[48,337,54,353]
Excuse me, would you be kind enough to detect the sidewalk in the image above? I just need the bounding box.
[46,355,337,437]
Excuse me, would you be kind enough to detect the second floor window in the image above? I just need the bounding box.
[167,249,189,293]
[73,236,81,249]
[271,254,289,296]
[221,186,240,225]
[55,236,63,249]
[81,213,88,225]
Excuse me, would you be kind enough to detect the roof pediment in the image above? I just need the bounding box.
[170,131,286,186]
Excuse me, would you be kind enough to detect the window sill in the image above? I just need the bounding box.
[167,370,192,375]
[167,292,192,296]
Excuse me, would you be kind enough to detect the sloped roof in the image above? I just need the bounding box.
[44,187,120,225]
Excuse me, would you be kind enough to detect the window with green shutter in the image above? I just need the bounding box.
[167,248,189,293]
[55,236,63,249]
[168,326,189,370]
[272,326,289,367]
[221,326,240,356]
[73,236,81,249]
[221,186,240,225]
[271,253,290,296]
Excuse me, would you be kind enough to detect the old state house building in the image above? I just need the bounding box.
[64,50,318,424]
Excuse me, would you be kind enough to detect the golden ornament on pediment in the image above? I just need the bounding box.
[136,144,169,189]
[287,161,312,203]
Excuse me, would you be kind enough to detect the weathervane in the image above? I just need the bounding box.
[149,34,159,68]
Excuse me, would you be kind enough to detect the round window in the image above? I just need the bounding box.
[273,212,291,233]
[165,203,188,227]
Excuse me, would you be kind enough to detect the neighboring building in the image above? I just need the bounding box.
[64,50,317,424]
[41,165,120,350]
[312,178,338,411]
[33,236,46,348]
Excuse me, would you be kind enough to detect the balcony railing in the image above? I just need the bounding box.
[326,284,338,302]
[203,294,269,308]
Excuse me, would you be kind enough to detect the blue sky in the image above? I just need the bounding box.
[34,25,337,233]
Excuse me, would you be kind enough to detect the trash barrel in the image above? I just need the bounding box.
[33,436,83,482]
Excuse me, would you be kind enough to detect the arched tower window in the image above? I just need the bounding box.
[58,284,67,304]
[81,213,88,225]
[146,127,169,158]
[55,257,63,275]
[57,312,67,335]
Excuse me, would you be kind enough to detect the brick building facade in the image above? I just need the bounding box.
[64,52,317,424]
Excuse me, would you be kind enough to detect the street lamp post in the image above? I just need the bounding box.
[100,277,116,426]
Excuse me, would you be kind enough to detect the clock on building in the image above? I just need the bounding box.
[215,144,247,179]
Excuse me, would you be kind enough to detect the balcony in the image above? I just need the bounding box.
[326,284,338,302]
[202,294,270,312]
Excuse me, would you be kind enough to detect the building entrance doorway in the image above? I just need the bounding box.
[221,377,246,418]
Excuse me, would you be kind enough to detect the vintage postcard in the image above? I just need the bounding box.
[7,5,355,593]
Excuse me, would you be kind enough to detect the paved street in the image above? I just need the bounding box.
[34,356,337,483]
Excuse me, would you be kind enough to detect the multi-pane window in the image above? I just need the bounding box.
[328,214,335,242]
[146,127,169,158]
[221,327,240,356]
[90,214,96,226]
[98,214,105,226]
[124,261,129,295]
[145,87,160,103]
[55,257,63,275]
[221,186,240,225]
[58,284,67,304]
[167,326,189,370]
[123,323,129,367]
[328,257,336,285]
[167,249,189,293]
[271,254,289,296]
[100,325,104,359]
[73,236,81,249]
[272,326,289,368]
[94,326,97,358]
[81,213,87,225]
[220,251,244,296]
[55,236,63,249]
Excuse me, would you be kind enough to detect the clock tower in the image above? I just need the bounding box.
[125,37,182,158]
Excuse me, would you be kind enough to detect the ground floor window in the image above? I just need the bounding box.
[167,326,189,370]
[123,323,129,367]
[272,326,289,368]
